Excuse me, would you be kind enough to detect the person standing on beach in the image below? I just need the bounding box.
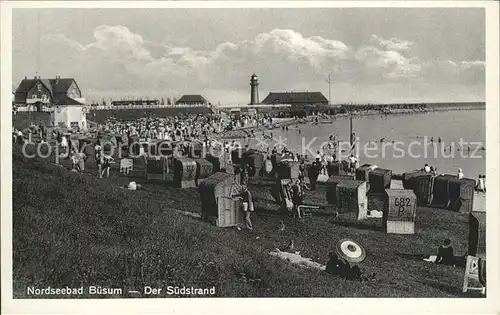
[476,175,486,193]
[240,185,254,230]
[308,160,320,191]
[70,151,79,171]
[348,155,357,174]
[95,142,103,178]
[101,155,113,179]
[77,151,87,172]
[432,167,439,176]
[61,134,68,149]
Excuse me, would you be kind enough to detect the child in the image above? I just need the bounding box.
[77,151,87,172]
[70,152,79,171]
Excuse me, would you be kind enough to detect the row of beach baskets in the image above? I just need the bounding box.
[141,147,265,189]
[327,176,417,234]
[141,154,225,188]
[402,171,476,213]
[325,164,477,234]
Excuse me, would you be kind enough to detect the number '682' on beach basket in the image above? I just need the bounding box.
[383,189,417,234]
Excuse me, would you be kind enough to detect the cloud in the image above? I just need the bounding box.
[19,26,485,103]
[421,59,485,84]
[370,34,414,52]
[352,46,422,80]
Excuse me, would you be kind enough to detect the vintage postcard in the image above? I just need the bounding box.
[1,1,499,314]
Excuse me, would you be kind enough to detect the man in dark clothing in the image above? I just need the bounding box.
[291,180,304,218]
[56,131,62,145]
[435,238,455,265]
[325,252,364,280]
[308,161,320,191]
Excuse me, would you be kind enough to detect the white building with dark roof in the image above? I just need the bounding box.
[14,76,88,130]
[14,75,85,108]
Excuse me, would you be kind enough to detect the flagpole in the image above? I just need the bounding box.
[350,115,353,147]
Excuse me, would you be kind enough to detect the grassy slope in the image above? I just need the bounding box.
[12,112,52,130]
[12,145,480,298]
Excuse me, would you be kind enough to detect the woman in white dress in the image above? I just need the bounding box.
[61,135,68,148]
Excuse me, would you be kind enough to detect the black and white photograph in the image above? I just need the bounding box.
[1,1,499,313]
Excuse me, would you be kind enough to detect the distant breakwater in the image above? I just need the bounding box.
[311,105,485,124]
[216,104,484,140]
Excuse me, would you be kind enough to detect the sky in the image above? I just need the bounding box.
[12,8,485,105]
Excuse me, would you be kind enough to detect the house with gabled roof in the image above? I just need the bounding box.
[14,75,88,130]
[14,75,85,109]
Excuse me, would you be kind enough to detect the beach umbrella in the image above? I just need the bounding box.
[336,238,366,263]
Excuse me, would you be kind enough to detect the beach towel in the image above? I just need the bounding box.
[269,250,326,271]
[367,210,383,218]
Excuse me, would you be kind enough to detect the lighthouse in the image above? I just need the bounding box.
[249,73,259,105]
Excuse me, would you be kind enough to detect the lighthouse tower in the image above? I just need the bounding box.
[249,73,259,105]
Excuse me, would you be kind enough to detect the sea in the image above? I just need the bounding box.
[248,110,486,180]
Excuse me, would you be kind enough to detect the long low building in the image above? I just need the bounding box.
[215,104,291,109]
[261,92,329,106]
[111,100,160,106]
[175,94,210,105]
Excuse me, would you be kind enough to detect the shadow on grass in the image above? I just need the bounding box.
[398,253,427,262]
[309,211,334,218]
[332,219,384,232]
[397,253,467,269]
[421,280,483,298]
[255,206,287,217]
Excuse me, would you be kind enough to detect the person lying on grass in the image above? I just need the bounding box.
[325,252,376,281]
